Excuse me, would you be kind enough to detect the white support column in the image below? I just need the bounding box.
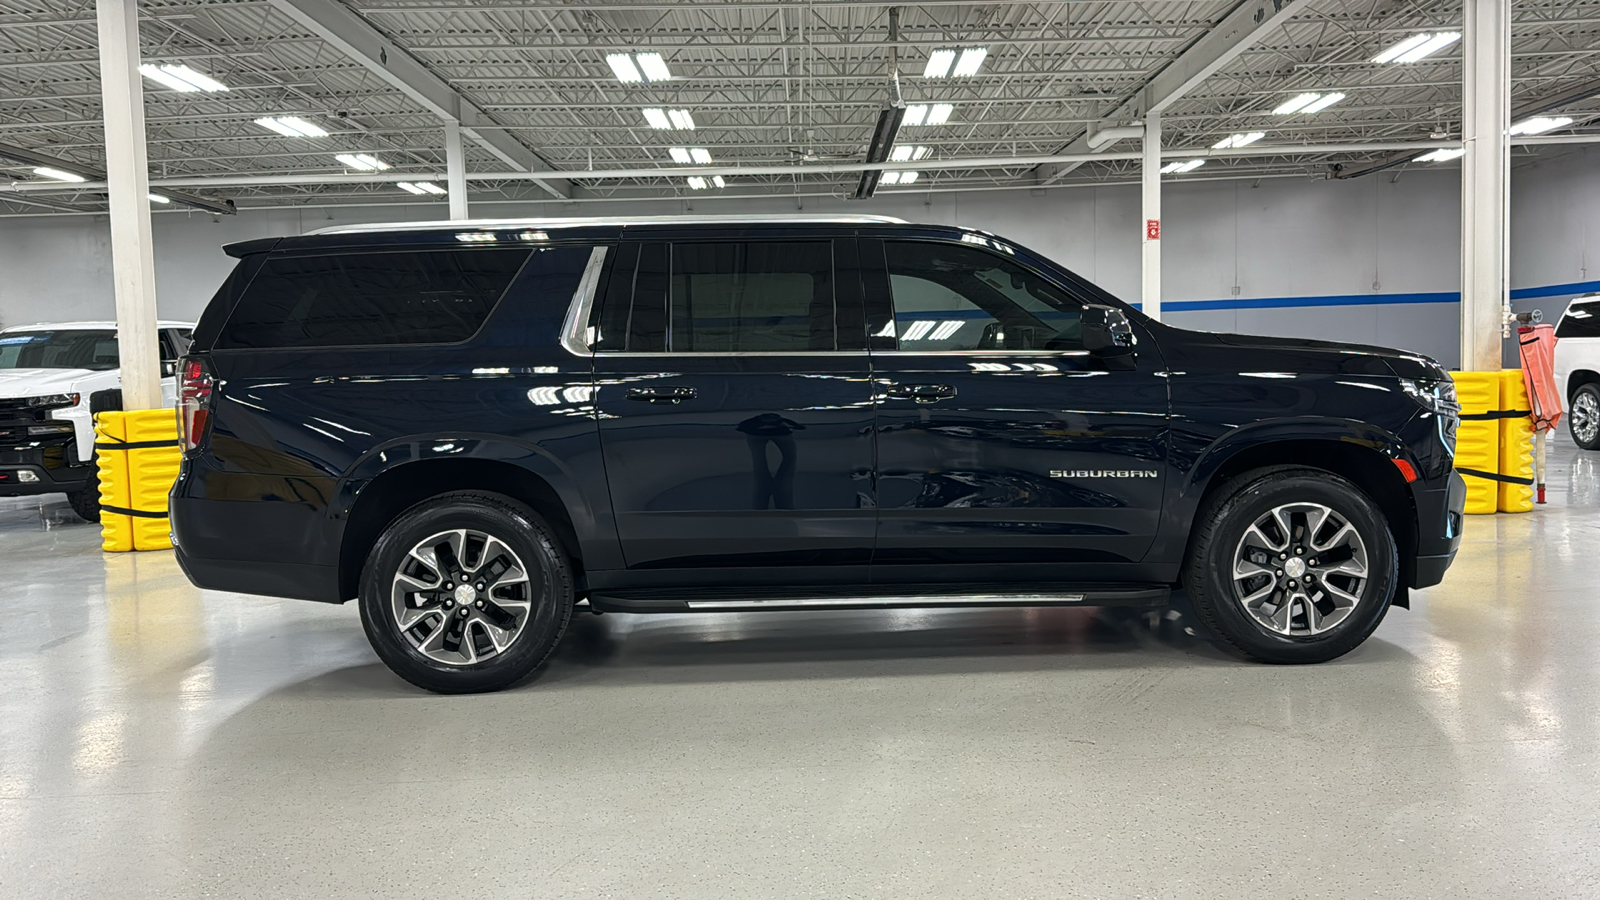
[445,121,468,220]
[1460,0,1511,371]
[1141,110,1162,320]
[95,0,161,411]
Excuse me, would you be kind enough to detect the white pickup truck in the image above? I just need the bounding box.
[0,321,195,520]
[1554,295,1600,450]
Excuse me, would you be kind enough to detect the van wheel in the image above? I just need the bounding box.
[358,492,574,694]
[1183,467,1398,664]
[1571,383,1600,450]
[67,469,100,522]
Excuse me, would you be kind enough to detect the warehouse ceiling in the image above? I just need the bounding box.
[1,0,1598,214]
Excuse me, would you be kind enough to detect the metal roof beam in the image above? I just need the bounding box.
[0,141,235,215]
[1036,0,1304,185]
[262,0,570,199]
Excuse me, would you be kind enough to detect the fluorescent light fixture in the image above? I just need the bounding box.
[1417,148,1466,162]
[901,320,936,340]
[927,103,954,125]
[690,148,713,164]
[606,53,642,83]
[1213,132,1265,149]
[1273,93,1321,115]
[396,182,426,194]
[1510,115,1573,135]
[139,63,229,92]
[643,108,672,129]
[147,193,170,203]
[923,49,956,79]
[668,147,693,164]
[712,175,726,188]
[635,52,671,81]
[1300,92,1346,114]
[687,176,708,190]
[1373,32,1460,64]
[668,109,696,130]
[879,171,921,185]
[929,320,964,341]
[890,145,931,162]
[335,153,390,171]
[953,47,988,77]
[900,170,919,184]
[881,172,901,185]
[1160,159,1205,174]
[903,105,928,127]
[413,182,446,194]
[32,166,85,182]
[255,115,328,138]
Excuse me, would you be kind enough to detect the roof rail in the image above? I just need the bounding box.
[306,213,909,236]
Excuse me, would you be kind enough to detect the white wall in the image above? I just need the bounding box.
[2,145,1598,368]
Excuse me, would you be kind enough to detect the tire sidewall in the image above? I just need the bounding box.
[1191,472,1398,663]
[359,494,572,693]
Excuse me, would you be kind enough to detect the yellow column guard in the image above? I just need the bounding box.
[93,409,183,551]
[1448,371,1534,515]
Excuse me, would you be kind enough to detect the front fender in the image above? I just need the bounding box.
[1182,417,1413,500]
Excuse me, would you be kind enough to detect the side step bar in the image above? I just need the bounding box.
[588,585,1170,614]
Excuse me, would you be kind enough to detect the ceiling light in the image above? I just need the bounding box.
[712,175,726,188]
[606,53,643,83]
[881,172,901,185]
[32,166,85,182]
[668,109,696,130]
[1273,93,1321,115]
[635,52,671,82]
[690,148,713,164]
[668,148,692,164]
[139,63,229,92]
[927,103,954,125]
[1374,32,1460,64]
[686,176,708,190]
[891,145,931,162]
[397,182,425,195]
[1160,159,1205,174]
[899,171,919,184]
[148,193,170,203]
[643,108,672,130]
[413,182,446,194]
[903,105,928,127]
[335,153,389,171]
[1510,115,1574,136]
[923,49,956,79]
[255,115,327,138]
[1417,148,1466,162]
[952,47,988,77]
[1213,132,1265,149]
[1300,92,1346,114]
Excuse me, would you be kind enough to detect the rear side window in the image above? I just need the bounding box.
[1557,298,1600,339]
[215,248,530,349]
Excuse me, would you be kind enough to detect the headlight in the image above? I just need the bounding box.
[23,393,80,410]
[1399,379,1459,416]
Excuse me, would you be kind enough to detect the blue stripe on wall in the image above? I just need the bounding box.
[1123,278,1600,313]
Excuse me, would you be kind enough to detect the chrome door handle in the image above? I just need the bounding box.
[887,383,956,403]
[626,385,697,404]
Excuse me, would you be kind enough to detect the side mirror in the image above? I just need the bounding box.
[161,360,177,377]
[1081,304,1135,356]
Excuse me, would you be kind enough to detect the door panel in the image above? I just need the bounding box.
[863,237,1170,568]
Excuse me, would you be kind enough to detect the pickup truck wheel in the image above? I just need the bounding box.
[1183,467,1398,664]
[358,492,573,694]
[66,470,100,523]
[1571,383,1600,450]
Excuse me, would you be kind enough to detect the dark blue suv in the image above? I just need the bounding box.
[171,215,1465,693]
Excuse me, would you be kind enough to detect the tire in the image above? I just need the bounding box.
[358,491,574,694]
[67,468,100,523]
[1570,383,1600,451]
[1182,466,1399,664]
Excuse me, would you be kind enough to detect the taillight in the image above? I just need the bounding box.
[177,357,214,452]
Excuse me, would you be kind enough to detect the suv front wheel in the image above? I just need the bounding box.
[1571,383,1600,450]
[359,492,574,693]
[1183,467,1398,664]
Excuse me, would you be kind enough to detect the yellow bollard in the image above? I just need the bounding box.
[93,409,182,551]
[1449,372,1501,514]
[1496,369,1535,513]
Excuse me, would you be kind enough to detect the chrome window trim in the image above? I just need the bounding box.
[310,214,908,237]
[559,246,609,358]
[594,350,869,358]
[872,349,1092,357]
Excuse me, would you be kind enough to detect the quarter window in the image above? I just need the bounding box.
[883,241,1085,352]
[1556,298,1600,339]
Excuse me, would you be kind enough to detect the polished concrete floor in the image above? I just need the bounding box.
[3,445,1599,899]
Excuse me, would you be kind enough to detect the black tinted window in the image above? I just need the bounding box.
[667,242,835,352]
[1557,299,1600,339]
[884,241,1085,352]
[216,249,530,349]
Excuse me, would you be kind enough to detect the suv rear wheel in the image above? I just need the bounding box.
[358,491,574,693]
[1571,383,1600,450]
[1183,467,1398,664]
[67,467,100,523]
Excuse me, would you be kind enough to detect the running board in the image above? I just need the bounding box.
[588,584,1169,614]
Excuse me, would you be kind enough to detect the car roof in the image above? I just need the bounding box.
[1,321,195,333]
[304,214,909,237]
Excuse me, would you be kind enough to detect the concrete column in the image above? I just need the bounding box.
[445,121,468,220]
[1141,110,1162,320]
[1460,0,1511,370]
[95,0,161,410]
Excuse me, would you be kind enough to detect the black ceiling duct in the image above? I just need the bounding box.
[854,104,906,200]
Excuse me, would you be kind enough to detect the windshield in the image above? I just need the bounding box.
[0,330,119,371]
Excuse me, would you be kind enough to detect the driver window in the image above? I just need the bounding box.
[883,241,1084,352]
